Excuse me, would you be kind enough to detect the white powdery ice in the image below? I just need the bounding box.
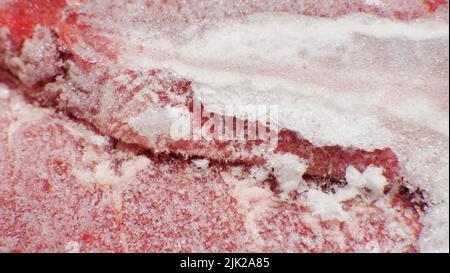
[307,165,388,221]
[221,169,274,251]
[345,165,388,199]
[192,159,210,169]
[93,9,449,251]
[128,105,192,147]
[0,84,10,99]
[123,13,448,148]
[267,153,308,194]
[306,189,349,221]
[65,241,81,253]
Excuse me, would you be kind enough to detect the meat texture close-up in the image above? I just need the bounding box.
[0,0,448,253]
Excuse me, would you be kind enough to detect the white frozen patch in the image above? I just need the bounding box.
[306,189,349,221]
[364,0,382,6]
[344,166,388,201]
[0,85,10,99]
[420,203,450,253]
[69,5,450,252]
[88,135,109,147]
[363,166,388,196]
[307,166,388,221]
[60,118,111,149]
[128,105,191,146]
[93,160,122,186]
[123,13,448,150]
[75,151,150,187]
[221,170,274,251]
[267,153,308,194]
[7,96,52,146]
[65,241,80,253]
[192,159,210,169]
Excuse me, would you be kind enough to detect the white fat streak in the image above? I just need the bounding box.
[75,152,150,187]
[122,13,449,150]
[92,160,122,186]
[126,13,449,80]
[65,241,81,253]
[74,152,150,210]
[171,13,448,64]
[221,167,273,251]
[60,120,110,148]
[130,13,449,64]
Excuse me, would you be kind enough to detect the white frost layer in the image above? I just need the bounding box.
[111,11,448,251]
[307,189,349,221]
[307,166,388,221]
[192,159,210,169]
[221,167,273,251]
[267,153,308,194]
[128,105,191,147]
[0,85,10,99]
[65,241,81,253]
[345,166,388,199]
[124,13,449,149]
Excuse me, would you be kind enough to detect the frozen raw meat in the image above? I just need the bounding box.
[0,89,421,252]
[0,0,448,252]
